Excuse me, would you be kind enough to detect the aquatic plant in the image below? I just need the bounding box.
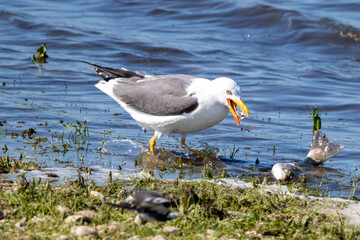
[0,154,40,174]
[229,145,240,159]
[312,106,322,134]
[63,120,89,149]
[31,43,48,64]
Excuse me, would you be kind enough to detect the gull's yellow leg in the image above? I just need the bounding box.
[150,135,157,152]
[180,136,206,158]
[181,137,186,147]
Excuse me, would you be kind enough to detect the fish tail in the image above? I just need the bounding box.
[305,130,344,165]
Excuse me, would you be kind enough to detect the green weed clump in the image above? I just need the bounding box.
[0,154,39,174]
[312,106,322,134]
[31,43,48,64]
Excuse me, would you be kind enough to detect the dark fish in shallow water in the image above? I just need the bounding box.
[272,130,343,181]
[106,189,179,222]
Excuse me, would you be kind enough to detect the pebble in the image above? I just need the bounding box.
[163,226,181,234]
[90,191,104,200]
[71,225,99,237]
[56,205,71,214]
[108,221,124,230]
[30,216,47,224]
[58,235,70,240]
[134,215,142,225]
[226,210,244,217]
[76,210,100,220]
[206,229,215,235]
[96,224,107,231]
[96,221,124,235]
[118,189,127,198]
[65,214,91,224]
[128,236,140,240]
[15,218,26,228]
[3,209,15,216]
[152,235,167,240]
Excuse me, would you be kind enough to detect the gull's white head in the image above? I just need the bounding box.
[213,77,249,125]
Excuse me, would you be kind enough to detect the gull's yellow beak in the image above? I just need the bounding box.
[227,98,249,126]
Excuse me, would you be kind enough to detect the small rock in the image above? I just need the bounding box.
[90,191,104,200]
[98,229,105,236]
[0,219,6,224]
[65,214,91,224]
[108,221,124,230]
[3,209,15,216]
[76,210,100,220]
[118,189,127,198]
[163,226,181,234]
[152,235,167,240]
[71,226,99,237]
[56,205,71,214]
[128,236,140,240]
[226,210,245,217]
[96,224,107,231]
[206,229,215,235]
[58,235,70,240]
[30,215,47,224]
[134,215,142,225]
[124,195,134,202]
[15,218,26,228]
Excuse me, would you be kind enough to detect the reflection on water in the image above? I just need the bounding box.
[0,0,360,198]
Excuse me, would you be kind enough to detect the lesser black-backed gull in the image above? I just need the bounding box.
[81,60,249,151]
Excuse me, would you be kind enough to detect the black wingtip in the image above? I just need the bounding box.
[105,201,134,210]
[80,60,145,81]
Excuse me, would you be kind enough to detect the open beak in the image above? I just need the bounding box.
[227,98,249,126]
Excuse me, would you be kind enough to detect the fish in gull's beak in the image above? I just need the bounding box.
[227,98,249,126]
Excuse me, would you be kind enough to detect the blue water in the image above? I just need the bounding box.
[1,0,360,197]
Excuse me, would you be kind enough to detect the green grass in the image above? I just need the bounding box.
[0,154,40,174]
[0,176,358,239]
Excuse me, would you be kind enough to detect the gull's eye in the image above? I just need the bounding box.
[226,90,232,95]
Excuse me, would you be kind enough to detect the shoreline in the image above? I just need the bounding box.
[1,170,359,239]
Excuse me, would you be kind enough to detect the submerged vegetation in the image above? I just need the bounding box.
[0,176,359,239]
[0,154,40,174]
[0,119,93,173]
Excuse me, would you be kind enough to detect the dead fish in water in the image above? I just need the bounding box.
[106,189,179,222]
[271,162,300,181]
[272,130,343,181]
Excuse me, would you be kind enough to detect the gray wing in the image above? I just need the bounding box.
[113,75,199,116]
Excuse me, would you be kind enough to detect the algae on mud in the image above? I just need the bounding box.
[0,176,359,239]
